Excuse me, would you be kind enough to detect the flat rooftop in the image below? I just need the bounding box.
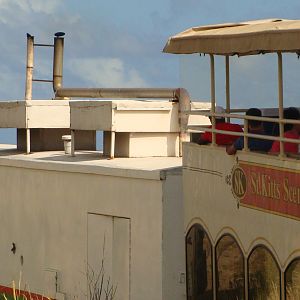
[0,144,182,180]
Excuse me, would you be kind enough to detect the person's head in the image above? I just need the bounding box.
[210,106,225,123]
[246,108,262,131]
[284,107,300,132]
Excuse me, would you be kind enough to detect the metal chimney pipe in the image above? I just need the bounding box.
[24,33,34,155]
[53,33,65,92]
[55,88,177,99]
[25,34,34,100]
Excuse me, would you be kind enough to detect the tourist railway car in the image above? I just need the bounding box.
[164,19,300,299]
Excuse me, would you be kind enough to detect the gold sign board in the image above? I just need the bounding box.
[231,161,300,220]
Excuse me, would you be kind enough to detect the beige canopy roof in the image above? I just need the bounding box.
[163,19,300,56]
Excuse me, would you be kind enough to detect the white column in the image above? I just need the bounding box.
[26,129,31,154]
[110,131,115,159]
[71,130,75,157]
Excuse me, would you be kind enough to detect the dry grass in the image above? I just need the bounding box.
[1,273,50,300]
[87,237,117,300]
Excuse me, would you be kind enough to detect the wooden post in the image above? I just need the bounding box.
[243,119,249,151]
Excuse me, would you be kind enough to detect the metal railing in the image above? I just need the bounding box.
[188,110,300,157]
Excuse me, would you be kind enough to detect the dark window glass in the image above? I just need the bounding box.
[248,246,281,300]
[215,235,245,300]
[285,259,300,299]
[186,224,213,300]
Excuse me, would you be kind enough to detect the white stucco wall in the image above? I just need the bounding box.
[0,159,166,300]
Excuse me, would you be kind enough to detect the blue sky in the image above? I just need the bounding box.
[0,0,300,143]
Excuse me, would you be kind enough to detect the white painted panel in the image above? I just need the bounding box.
[114,109,180,132]
[88,214,113,298]
[113,217,130,300]
[88,214,130,300]
[70,102,113,130]
[115,100,173,111]
[129,133,180,157]
[0,101,26,128]
[27,105,70,128]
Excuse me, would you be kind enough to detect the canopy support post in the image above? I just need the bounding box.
[243,119,249,152]
[277,52,284,157]
[210,54,216,146]
[225,55,231,122]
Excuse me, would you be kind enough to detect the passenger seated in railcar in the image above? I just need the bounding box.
[226,108,273,155]
[198,106,243,145]
[260,108,280,137]
[269,107,300,155]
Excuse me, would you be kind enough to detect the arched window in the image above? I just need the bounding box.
[248,246,281,300]
[215,234,245,300]
[186,224,213,300]
[285,258,300,299]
